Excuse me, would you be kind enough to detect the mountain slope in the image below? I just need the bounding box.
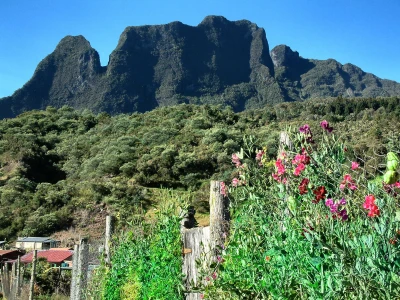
[271,44,400,101]
[1,16,399,118]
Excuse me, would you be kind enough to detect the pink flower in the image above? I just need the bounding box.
[320,120,333,133]
[348,183,357,190]
[211,272,217,280]
[275,159,285,175]
[340,174,357,190]
[256,150,264,163]
[363,195,376,210]
[232,178,239,187]
[231,153,241,168]
[293,163,305,176]
[368,206,380,217]
[351,161,359,170]
[272,173,281,182]
[363,194,380,217]
[200,294,204,299]
[220,182,227,197]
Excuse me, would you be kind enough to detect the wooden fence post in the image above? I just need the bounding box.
[209,180,230,255]
[14,256,21,299]
[0,265,7,299]
[70,244,79,300]
[279,131,293,152]
[75,239,89,300]
[182,180,230,300]
[105,215,114,265]
[29,250,37,300]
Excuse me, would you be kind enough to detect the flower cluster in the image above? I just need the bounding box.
[231,177,246,187]
[272,152,287,183]
[363,195,380,217]
[292,148,310,176]
[383,181,400,197]
[256,149,265,166]
[312,186,327,203]
[325,198,348,221]
[220,182,227,197]
[340,174,357,191]
[232,153,242,168]
[299,124,314,143]
[320,120,333,133]
[298,178,309,195]
[351,161,359,170]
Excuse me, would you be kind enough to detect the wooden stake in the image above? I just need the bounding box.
[29,250,37,300]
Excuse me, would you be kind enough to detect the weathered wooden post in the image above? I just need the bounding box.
[14,256,21,299]
[209,180,230,255]
[279,131,293,152]
[182,180,230,300]
[105,215,114,265]
[70,244,79,300]
[0,265,7,299]
[75,239,89,300]
[29,250,37,300]
[182,226,210,300]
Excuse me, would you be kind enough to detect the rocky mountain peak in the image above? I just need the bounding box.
[270,44,301,68]
[0,16,399,119]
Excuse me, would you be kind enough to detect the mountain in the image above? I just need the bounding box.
[1,16,400,118]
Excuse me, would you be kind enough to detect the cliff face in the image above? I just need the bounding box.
[1,16,399,118]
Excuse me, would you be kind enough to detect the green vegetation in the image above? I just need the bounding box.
[200,122,400,298]
[87,190,184,300]
[0,97,399,241]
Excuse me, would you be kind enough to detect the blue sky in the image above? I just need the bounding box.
[1,0,399,98]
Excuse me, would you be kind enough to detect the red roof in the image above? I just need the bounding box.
[21,250,73,264]
[0,250,16,256]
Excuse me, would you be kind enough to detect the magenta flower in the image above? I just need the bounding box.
[299,124,311,134]
[326,197,348,220]
[339,209,348,221]
[325,198,334,207]
[320,120,333,132]
[351,161,359,170]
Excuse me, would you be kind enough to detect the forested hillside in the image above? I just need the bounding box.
[0,96,400,241]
